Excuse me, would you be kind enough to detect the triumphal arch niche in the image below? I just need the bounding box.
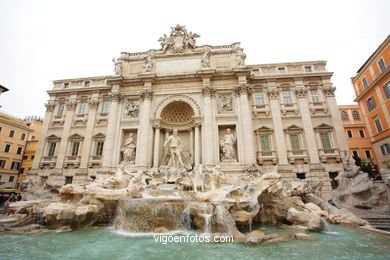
[33,24,349,198]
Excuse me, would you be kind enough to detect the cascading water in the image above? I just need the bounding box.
[321,217,338,235]
[202,214,212,234]
[248,214,253,232]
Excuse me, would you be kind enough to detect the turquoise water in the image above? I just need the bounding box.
[0,225,389,260]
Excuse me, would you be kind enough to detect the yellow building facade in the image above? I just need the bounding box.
[19,116,43,184]
[0,112,32,189]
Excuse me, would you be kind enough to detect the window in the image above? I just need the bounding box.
[23,155,28,160]
[79,102,88,115]
[57,103,65,116]
[65,176,73,185]
[47,142,56,156]
[0,160,6,168]
[290,133,301,150]
[310,89,319,103]
[16,147,22,155]
[102,100,110,114]
[31,136,35,140]
[70,142,80,156]
[21,133,26,140]
[380,143,390,155]
[9,130,14,138]
[9,176,15,182]
[282,90,292,104]
[252,69,260,76]
[304,66,312,72]
[374,117,383,133]
[0,127,2,133]
[320,132,332,149]
[362,77,369,89]
[27,143,30,149]
[95,141,104,156]
[31,155,35,159]
[359,129,365,138]
[277,67,286,74]
[63,83,69,88]
[353,151,359,157]
[84,81,90,87]
[365,150,372,159]
[347,130,353,138]
[296,173,306,179]
[4,144,11,153]
[11,162,20,170]
[254,92,264,105]
[366,97,376,112]
[260,135,271,151]
[378,58,386,73]
[352,111,361,121]
[341,111,349,121]
[384,82,390,99]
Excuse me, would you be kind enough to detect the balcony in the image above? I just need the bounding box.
[252,104,270,117]
[309,101,328,115]
[64,155,81,168]
[88,155,102,168]
[257,150,277,165]
[39,156,57,169]
[319,148,341,163]
[287,149,309,164]
[280,103,298,116]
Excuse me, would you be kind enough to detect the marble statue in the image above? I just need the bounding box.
[207,165,225,191]
[161,129,192,170]
[158,24,199,53]
[112,58,122,75]
[236,50,246,67]
[201,51,210,68]
[220,128,236,161]
[121,134,136,164]
[144,54,154,72]
[188,164,206,192]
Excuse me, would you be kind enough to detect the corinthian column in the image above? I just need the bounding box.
[135,88,153,168]
[267,84,288,165]
[102,87,121,170]
[294,82,320,164]
[55,95,77,170]
[201,80,216,166]
[80,94,99,169]
[234,84,256,165]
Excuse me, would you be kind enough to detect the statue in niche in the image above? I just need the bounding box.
[218,94,233,112]
[220,128,237,161]
[162,129,192,169]
[121,133,136,164]
[112,58,122,75]
[144,54,154,72]
[125,100,139,117]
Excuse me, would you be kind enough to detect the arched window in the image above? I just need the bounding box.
[341,111,348,121]
[352,111,360,121]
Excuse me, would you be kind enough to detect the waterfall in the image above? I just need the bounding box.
[202,214,212,234]
[248,214,253,232]
[321,217,338,235]
[181,207,192,230]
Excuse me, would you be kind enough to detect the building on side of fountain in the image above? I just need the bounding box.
[29,25,348,198]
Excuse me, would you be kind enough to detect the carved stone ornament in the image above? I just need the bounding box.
[45,102,55,112]
[89,99,100,109]
[158,24,200,53]
[201,46,211,68]
[110,90,123,102]
[218,94,233,113]
[125,99,139,117]
[201,86,216,97]
[234,84,251,96]
[67,100,77,111]
[295,87,308,98]
[267,88,280,99]
[144,52,154,73]
[112,58,122,75]
[323,87,336,97]
[141,89,153,100]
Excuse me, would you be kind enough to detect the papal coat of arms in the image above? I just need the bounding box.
[158,24,200,53]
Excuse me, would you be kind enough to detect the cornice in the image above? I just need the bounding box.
[355,66,390,102]
[47,86,111,95]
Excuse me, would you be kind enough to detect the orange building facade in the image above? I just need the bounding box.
[352,35,390,170]
[339,105,377,165]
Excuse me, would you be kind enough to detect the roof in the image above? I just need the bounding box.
[356,35,390,74]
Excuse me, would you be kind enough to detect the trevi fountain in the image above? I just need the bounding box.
[1,25,389,259]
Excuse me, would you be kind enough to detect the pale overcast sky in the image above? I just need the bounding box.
[0,0,389,118]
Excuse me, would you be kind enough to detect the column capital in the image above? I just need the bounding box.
[295,87,308,98]
[89,99,100,109]
[45,102,56,112]
[140,89,153,100]
[267,88,280,99]
[201,86,216,97]
[152,119,161,128]
[66,100,77,111]
[322,87,336,97]
[233,83,251,96]
[109,90,123,102]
